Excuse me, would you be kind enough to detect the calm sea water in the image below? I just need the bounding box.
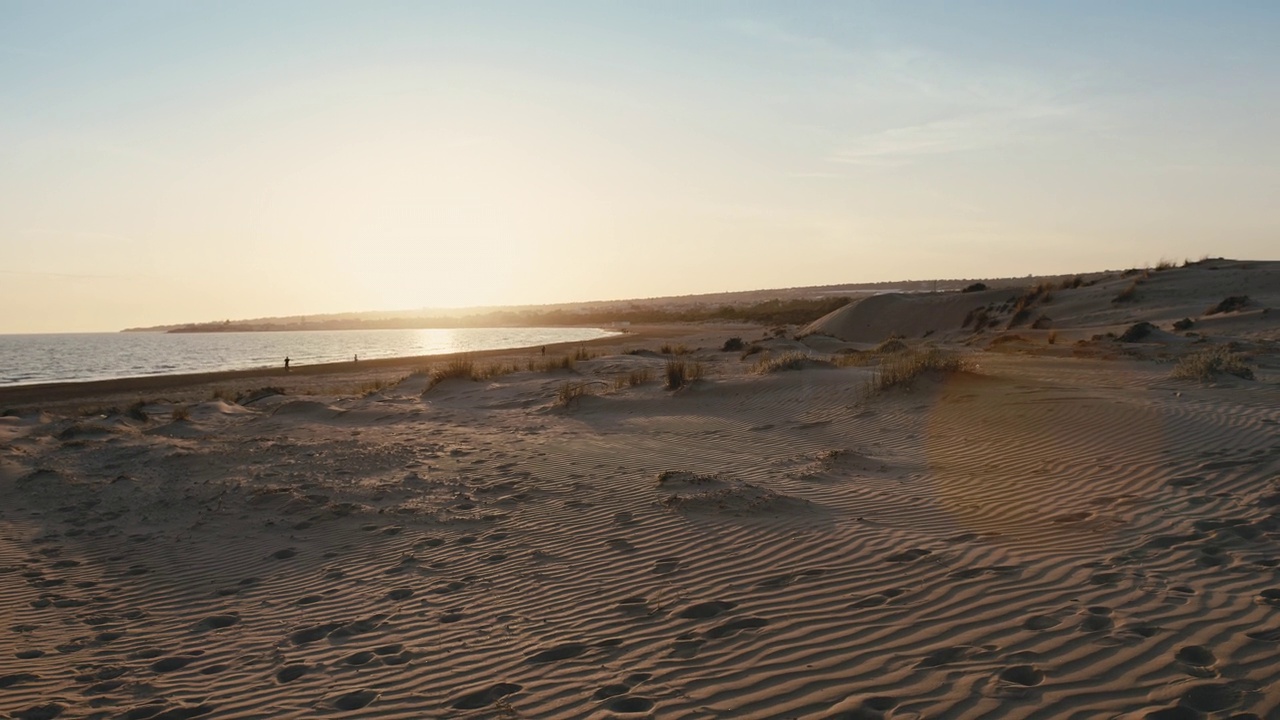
[0,327,621,386]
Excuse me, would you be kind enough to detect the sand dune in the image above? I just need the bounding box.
[2,262,1279,718]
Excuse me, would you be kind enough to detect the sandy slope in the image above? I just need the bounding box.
[3,264,1280,719]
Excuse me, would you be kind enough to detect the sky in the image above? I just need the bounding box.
[2,1,1278,333]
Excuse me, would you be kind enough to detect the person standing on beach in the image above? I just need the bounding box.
[354,354,358,363]
[285,356,290,371]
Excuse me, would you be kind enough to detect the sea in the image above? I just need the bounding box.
[0,327,621,387]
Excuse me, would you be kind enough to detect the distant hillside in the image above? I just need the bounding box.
[122,276,1041,333]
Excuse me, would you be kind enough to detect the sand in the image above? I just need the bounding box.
[2,260,1279,719]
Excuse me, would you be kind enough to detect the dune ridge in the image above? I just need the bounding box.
[2,260,1279,718]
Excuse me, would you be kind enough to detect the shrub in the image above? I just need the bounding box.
[1172,318,1194,331]
[989,334,1028,346]
[660,343,692,355]
[873,337,908,354]
[1112,281,1139,303]
[962,306,991,331]
[126,400,149,422]
[1060,276,1084,290]
[1155,258,1177,271]
[1171,346,1255,381]
[664,359,703,389]
[1030,315,1052,330]
[1118,322,1156,342]
[614,368,652,389]
[722,337,745,352]
[961,282,987,293]
[1205,296,1250,315]
[754,352,816,374]
[171,405,191,421]
[238,386,285,404]
[428,357,479,388]
[557,382,589,406]
[868,348,967,392]
[739,345,764,360]
[529,355,575,373]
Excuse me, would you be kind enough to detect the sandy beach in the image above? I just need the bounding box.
[3,260,1279,719]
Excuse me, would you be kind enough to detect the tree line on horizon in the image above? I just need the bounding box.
[160,296,855,334]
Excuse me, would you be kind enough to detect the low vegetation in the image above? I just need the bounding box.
[660,343,693,355]
[1118,322,1156,343]
[613,368,652,389]
[1205,295,1250,315]
[126,400,149,422]
[665,359,704,389]
[721,337,745,352]
[1112,280,1140,303]
[1171,346,1255,381]
[961,282,987,293]
[556,381,590,406]
[873,337,909,354]
[867,347,968,393]
[171,404,191,421]
[1172,318,1194,331]
[753,352,817,374]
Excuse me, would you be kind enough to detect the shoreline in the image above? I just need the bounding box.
[0,323,753,410]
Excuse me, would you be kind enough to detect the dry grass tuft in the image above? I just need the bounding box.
[1118,322,1156,343]
[873,337,909,354]
[613,368,653,389]
[428,357,479,389]
[171,404,191,421]
[1047,330,1059,345]
[721,337,745,352]
[867,347,968,393]
[556,382,590,406]
[739,345,764,360]
[660,343,693,355]
[1171,346,1254,381]
[1112,280,1140,303]
[1205,295,1250,315]
[753,352,816,374]
[126,400,149,422]
[664,359,703,389]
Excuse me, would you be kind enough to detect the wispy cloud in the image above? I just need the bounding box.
[831,104,1079,166]
[731,18,1095,167]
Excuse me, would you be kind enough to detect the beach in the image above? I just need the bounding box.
[3,260,1280,719]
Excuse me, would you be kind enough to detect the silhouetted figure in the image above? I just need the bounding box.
[354,354,358,363]
[285,356,290,371]
[541,346,546,356]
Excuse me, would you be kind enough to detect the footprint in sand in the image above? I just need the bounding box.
[14,704,66,720]
[679,600,736,619]
[451,683,522,710]
[276,664,309,683]
[884,548,931,563]
[605,696,655,714]
[705,617,769,639]
[191,614,239,632]
[999,665,1044,686]
[150,655,197,673]
[331,689,378,711]
[1175,645,1217,677]
[652,558,681,575]
[526,642,588,664]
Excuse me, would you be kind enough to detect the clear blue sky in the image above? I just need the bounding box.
[2,1,1277,331]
